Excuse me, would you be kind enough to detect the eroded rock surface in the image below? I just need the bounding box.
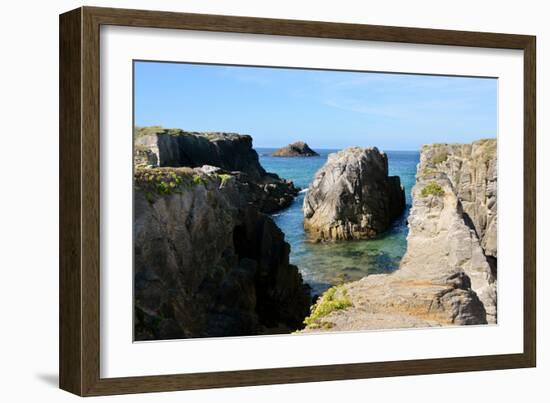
[272,141,319,157]
[418,139,497,259]
[134,126,299,213]
[134,167,311,340]
[303,147,406,241]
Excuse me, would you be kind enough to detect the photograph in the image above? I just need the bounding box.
[132,61,498,341]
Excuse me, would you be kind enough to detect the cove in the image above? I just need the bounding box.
[258,148,420,296]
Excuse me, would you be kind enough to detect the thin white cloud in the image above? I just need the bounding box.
[322,98,404,118]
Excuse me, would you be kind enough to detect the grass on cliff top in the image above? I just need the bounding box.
[134,167,198,200]
[429,151,449,165]
[476,138,497,162]
[134,126,248,140]
[134,126,185,138]
[134,167,234,202]
[420,181,445,197]
[304,285,352,328]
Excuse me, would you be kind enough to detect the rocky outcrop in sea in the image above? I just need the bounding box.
[135,126,299,213]
[303,147,406,241]
[272,141,319,157]
[134,167,311,340]
[302,139,497,331]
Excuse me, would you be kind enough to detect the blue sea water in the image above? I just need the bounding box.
[257,148,420,296]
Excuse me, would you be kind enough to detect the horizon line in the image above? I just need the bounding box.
[254,146,422,152]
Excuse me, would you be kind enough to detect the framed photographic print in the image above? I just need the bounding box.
[59,6,536,396]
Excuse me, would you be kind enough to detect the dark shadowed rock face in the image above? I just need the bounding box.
[134,127,299,213]
[134,167,311,340]
[303,147,406,241]
[272,141,319,157]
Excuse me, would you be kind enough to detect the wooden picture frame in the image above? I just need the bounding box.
[59,6,536,396]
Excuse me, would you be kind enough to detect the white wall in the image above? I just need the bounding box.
[0,0,546,402]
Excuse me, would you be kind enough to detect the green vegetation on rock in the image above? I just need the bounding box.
[135,126,184,138]
[217,173,232,186]
[134,167,235,203]
[430,151,449,165]
[418,168,441,177]
[134,126,248,142]
[421,181,445,197]
[134,167,206,201]
[304,285,352,328]
[192,174,206,186]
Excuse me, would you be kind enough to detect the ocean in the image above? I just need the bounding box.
[257,148,420,296]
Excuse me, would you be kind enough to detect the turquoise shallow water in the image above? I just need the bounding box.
[258,148,420,296]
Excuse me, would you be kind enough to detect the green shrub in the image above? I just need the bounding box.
[192,175,206,186]
[304,286,352,327]
[430,151,449,165]
[156,181,170,195]
[134,167,199,197]
[421,181,445,197]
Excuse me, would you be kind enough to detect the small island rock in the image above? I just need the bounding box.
[272,141,319,157]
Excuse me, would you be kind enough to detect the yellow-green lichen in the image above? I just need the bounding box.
[217,173,232,186]
[192,175,206,186]
[420,181,445,197]
[304,286,352,327]
[430,151,449,165]
[134,167,208,201]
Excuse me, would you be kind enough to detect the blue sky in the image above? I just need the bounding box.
[134,61,497,150]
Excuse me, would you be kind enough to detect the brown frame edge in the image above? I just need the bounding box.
[59,6,536,396]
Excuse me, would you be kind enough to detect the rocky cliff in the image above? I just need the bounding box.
[135,126,299,213]
[134,167,311,340]
[302,140,497,331]
[418,139,497,261]
[303,147,406,241]
[272,141,319,157]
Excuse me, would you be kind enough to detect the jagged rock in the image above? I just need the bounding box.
[272,141,319,157]
[134,167,311,340]
[134,144,158,167]
[418,139,497,259]
[303,147,406,241]
[134,126,299,213]
[135,127,265,179]
[302,173,496,332]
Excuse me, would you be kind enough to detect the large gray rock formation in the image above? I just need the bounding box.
[302,173,496,332]
[134,167,311,340]
[272,141,319,157]
[418,139,497,260]
[303,147,406,241]
[134,126,299,213]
